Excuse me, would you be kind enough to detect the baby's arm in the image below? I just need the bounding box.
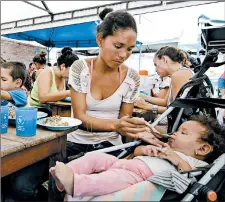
[158,148,192,171]
[134,145,162,157]
[1,90,12,101]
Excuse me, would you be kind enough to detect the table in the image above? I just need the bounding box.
[1,126,75,200]
[47,101,72,117]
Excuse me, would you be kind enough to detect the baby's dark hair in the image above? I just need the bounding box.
[1,62,27,86]
[97,8,137,39]
[155,46,189,67]
[33,51,47,65]
[191,115,225,163]
[57,47,79,68]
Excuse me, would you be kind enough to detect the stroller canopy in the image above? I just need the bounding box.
[198,15,225,53]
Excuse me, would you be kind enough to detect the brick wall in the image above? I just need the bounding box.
[1,37,46,68]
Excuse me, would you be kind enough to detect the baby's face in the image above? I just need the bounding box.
[168,121,207,157]
[1,68,19,91]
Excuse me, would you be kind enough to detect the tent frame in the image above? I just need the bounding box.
[1,1,219,34]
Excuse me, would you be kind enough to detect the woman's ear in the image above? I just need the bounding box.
[96,33,103,48]
[161,56,167,63]
[196,143,212,157]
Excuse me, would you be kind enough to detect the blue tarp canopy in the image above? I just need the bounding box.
[2,20,141,48]
[3,21,100,48]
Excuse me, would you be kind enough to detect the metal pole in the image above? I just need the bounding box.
[138,43,142,72]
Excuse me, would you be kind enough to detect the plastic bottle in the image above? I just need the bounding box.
[139,70,150,96]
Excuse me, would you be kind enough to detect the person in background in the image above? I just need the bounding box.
[21,70,32,96]
[33,51,47,70]
[32,51,47,79]
[218,71,225,98]
[29,47,79,107]
[28,62,36,75]
[1,61,27,107]
[217,55,225,124]
[151,76,171,99]
[31,70,37,84]
[135,46,193,116]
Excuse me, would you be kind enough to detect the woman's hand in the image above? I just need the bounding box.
[137,131,167,147]
[134,97,152,110]
[115,116,147,139]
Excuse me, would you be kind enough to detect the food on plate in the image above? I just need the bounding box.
[42,115,69,126]
[9,108,16,119]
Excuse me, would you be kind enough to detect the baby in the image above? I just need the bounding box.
[49,115,225,197]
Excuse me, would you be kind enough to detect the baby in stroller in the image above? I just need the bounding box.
[49,115,225,197]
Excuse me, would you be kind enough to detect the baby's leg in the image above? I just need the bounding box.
[73,168,145,197]
[67,152,118,174]
[53,162,74,195]
[49,166,64,192]
[50,152,119,193]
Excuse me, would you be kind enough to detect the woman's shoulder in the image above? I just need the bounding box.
[37,68,51,79]
[70,59,89,75]
[172,68,193,80]
[124,65,140,84]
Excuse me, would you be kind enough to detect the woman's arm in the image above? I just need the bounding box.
[37,70,70,103]
[134,98,167,114]
[158,88,169,99]
[70,88,147,138]
[139,92,169,107]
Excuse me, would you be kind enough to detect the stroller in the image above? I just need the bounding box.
[84,48,225,202]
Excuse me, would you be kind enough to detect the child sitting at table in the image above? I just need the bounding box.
[1,61,27,107]
[49,115,225,197]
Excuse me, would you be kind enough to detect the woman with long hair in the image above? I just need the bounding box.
[135,46,194,115]
[29,47,79,106]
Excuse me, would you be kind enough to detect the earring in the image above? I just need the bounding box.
[195,151,198,156]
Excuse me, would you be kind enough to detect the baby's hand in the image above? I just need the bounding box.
[158,147,180,166]
[141,145,163,156]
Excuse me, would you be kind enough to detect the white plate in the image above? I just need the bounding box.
[37,117,82,131]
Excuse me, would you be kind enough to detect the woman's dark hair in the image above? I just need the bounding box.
[31,71,37,83]
[23,70,32,91]
[97,8,137,39]
[47,62,52,67]
[29,62,34,68]
[155,46,189,67]
[191,115,225,163]
[1,62,27,86]
[57,47,79,68]
[33,51,47,65]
